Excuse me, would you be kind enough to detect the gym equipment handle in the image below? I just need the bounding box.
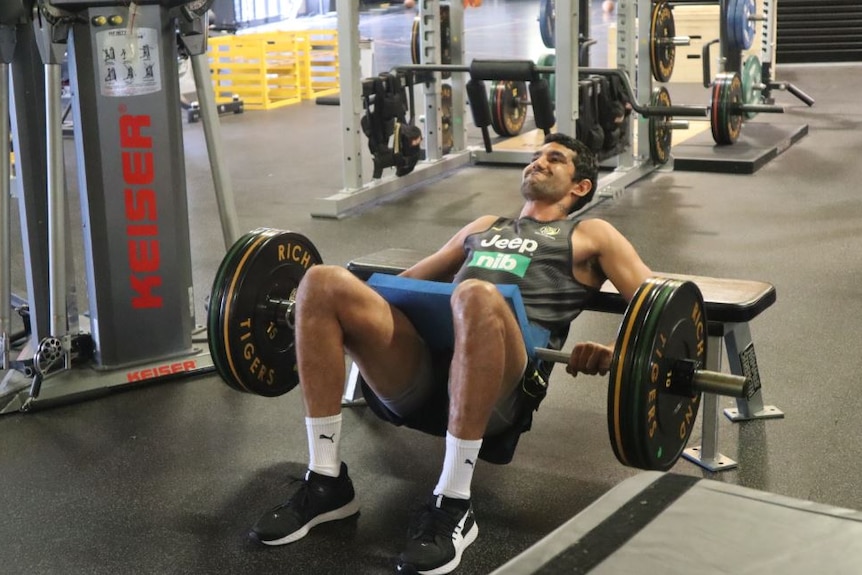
[534,347,750,398]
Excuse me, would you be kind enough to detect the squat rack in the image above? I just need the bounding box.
[315,0,808,219]
[312,0,668,219]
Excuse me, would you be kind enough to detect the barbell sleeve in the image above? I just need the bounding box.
[535,348,570,364]
[691,370,751,399]
[534,347,750,399]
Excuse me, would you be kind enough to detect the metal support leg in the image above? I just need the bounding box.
[0,61,10,370]
[45,63,67,343]
[191,52,240,250]
[723,322,784,422]
[682,333,738,471]
[341,361,365,406]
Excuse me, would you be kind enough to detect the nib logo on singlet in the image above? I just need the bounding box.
[467,235,536,277]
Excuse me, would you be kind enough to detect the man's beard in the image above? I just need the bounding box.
[521,176,559,202]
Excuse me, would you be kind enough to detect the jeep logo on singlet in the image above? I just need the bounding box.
[467,234,537,277]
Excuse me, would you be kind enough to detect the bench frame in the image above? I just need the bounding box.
[343,249,784,472]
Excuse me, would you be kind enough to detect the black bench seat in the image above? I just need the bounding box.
[346,248,776,326]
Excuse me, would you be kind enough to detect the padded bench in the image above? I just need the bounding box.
[345,248,783,472]
[490,471,862,574]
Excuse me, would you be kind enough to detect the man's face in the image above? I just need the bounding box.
[520,142,577,203]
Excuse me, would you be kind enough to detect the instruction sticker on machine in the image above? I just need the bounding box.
[97,27,161,97]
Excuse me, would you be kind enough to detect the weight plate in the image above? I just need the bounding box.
[489,80,528,137]
[710,73,743,145]
[208,230,263,392]
[539,0,555,49]
[623,280,676,470]
[410,17,420,65]
[726,0,739,51]
[441,83,453,154]
[640,280,705,470]
[441,83,452,119]
[608,278,665,469]
[216,229,323,397]
[616,280,670,470]
[650,0,676,83]
[731,0,756,51]
[212,229,285,394]
[537,53,556,111]
[741,55,762,119]
[648,86,673,165]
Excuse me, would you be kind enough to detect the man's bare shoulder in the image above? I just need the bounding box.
[572,217,618,236]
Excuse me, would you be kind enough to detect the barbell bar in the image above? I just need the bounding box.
[534,348,749,398]
[269,294,749,401]
[393,63,783,119]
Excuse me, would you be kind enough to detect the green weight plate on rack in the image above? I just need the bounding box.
[537,53,556,111]
[741,55,762,119]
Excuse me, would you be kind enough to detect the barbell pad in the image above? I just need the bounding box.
[466,78,492,128]
[470,59,536,82]
[365,274,551,358]
[529,78,556,133]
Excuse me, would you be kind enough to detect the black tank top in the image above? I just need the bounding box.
[453,216,598,352]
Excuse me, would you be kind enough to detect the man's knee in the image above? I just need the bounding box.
[298,265,360,303]
[451,279,507,325]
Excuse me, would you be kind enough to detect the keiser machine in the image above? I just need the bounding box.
[1,0,239,413]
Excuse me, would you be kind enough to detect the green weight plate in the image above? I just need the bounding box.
[489,80,528,137]
[623,280,675,470]
[628,281,683,470]
[630,279,706,471]
[217,229,323,397]
[614,279,669,470]
[208,230,262,392]
[539,0,555,49]
[648,86,673,165]
[537,53,556,111]
[608,278,666,468]
[650,0,676,83]
[741,55,762,119]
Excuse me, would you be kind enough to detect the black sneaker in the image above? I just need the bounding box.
[250,462,360,546]
[395,494,478,575]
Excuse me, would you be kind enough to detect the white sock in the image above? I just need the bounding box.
[433,431,483,500]
[306,414,343,478]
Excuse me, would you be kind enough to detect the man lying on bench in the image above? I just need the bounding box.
[248,133,652,575]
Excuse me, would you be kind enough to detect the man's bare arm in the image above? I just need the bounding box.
[567,219,652,377]
[400,215,499,281]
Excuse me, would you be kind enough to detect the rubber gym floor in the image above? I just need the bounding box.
[4,2,862,574]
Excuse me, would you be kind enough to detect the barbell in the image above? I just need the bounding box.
[208,229,752,471]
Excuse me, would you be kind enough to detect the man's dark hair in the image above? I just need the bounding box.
[543,133,598,213]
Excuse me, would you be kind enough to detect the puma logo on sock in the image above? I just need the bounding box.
[319,433,336,443]
[464,459,475,468]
